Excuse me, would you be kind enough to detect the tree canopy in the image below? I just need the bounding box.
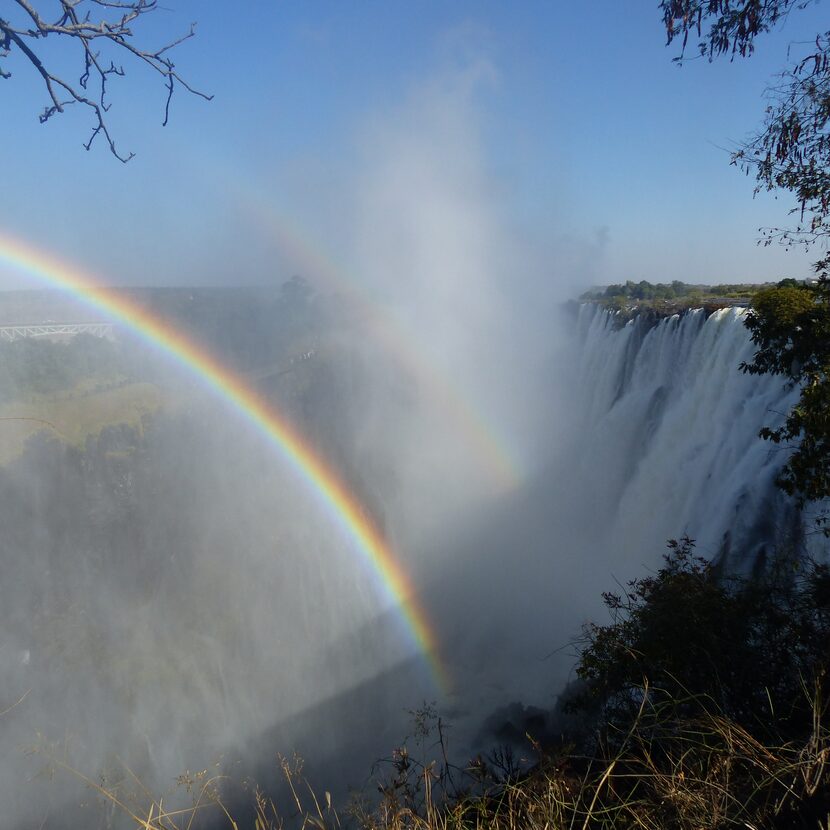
[660,2,830,508]
[661,0,830,256]
[742,275,830,507]
[0,0,210,161]
[575,536,830,738]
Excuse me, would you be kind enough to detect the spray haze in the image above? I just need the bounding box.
[0,46,803,829]
[342,60,579,513]
[0,55,590,827]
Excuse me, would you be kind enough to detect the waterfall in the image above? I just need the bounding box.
[567,303,803,570]
[0,299,819,826]
[435,303,811,747]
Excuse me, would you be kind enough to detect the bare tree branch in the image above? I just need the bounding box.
[0,0,211,161]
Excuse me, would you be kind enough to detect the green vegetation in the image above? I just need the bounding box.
[7,303,826,826]
[582,273,830,512]
[6,301,827,826]
[742,273,830,509]
[0,380,163,465]
[14,0,830,826]
[580,279,760,316]
[0,279,325,466]
[574,538,829,737]
[0,333,166,464]
[346,540,830,830]
[0,333,126,403]
[657,0,830,513]
[661,1,830,258]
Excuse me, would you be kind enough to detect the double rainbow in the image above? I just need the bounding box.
[246,205,521,492]
[201,164,520,492]
[0,232,446,691]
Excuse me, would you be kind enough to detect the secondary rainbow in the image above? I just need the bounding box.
[224,181,521,491]
[0,231,447,691]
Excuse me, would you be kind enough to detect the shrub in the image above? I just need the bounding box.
[573,537,830,744]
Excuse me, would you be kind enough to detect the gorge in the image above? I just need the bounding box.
[0,289,813,827]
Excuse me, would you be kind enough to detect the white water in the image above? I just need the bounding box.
[433,303,806,744]
[1,302,815,826]
[569,304,803,569]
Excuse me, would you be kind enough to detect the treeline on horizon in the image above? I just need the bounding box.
[581,278,777,304]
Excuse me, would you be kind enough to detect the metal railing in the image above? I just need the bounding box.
[0,322,114,342]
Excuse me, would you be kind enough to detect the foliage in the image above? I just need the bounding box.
[742,281,824,377]
[581,279,759,306]
[285,705,830,829]
[65,664,830,830]
[601,280,692,301]
[574,537,830,740]
[0,0,210,160]
[742,275,830,504]
[660,1,813,60]
[0,333,125,402]
[661,0,830,253]
[581,281,761,327]
[657,3,830,510]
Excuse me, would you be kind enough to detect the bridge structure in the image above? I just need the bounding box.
[0,322,115,342]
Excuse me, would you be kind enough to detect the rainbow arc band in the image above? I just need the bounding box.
[0,232,447,692]
[237,193,521,491]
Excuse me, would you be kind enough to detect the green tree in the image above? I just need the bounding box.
[574,537,830,739]
[741,276,830,506]
[661,1,830,256]
[660,2,830,506]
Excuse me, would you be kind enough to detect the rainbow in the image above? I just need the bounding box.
[234,190,521,492]
[0,231,447,691]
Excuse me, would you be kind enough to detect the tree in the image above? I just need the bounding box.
[741,275,830,506]
[661,1,830,257]
[0,0,210,161]
[574,536,830,739]
[660,2,830,506]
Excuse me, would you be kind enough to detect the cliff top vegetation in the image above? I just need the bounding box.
[580,279,769,315]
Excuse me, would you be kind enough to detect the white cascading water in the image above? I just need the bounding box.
[1,300,818,827]
[567,303,804,571]
[434,302,809,739]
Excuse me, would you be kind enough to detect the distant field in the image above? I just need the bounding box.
[0,380,165,465]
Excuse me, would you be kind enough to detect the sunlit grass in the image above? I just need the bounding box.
[0,379,165,464]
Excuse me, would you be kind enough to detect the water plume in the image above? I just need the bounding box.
[0,47,810,829]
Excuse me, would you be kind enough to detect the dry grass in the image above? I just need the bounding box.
[40,682,829,830]
[347,685,830,830]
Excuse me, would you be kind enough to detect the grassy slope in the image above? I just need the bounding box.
[0,379,164,465]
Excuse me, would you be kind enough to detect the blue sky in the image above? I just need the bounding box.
[1,0,827,291]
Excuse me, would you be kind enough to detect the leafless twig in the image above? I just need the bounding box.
[0,0,211,161]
